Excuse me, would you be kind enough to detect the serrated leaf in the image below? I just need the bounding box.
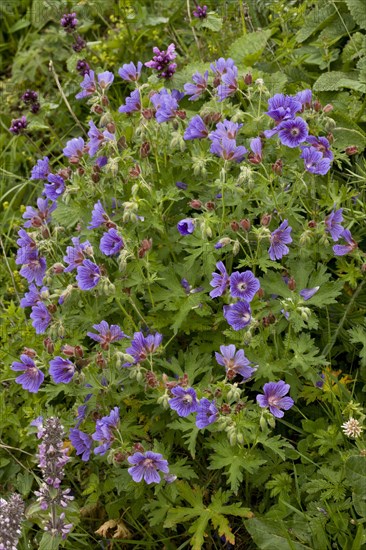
[200,13,223,32]
[345,0,366,30]
[228,30,272,65]
[245,517,314,550]
[296,5,337,43]
[348,324,366,366]
[313,71,366,93]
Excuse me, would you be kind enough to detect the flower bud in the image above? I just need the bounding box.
[101,95,109,106]
[140,141,150,158]
[205,201,215,210]
[244,73,252,85]
[129,165,141,178]
[23,347,37,357]
[313,99,322,111]
[138,238,153,258]
[272,159,283,175]
[142,108,154,119]
[91,173,100,183]
[157,391,170,408]
[232,240,240,256]
[230,221,240,232]
[145,371,159,388]
[261,213,271,226]
[308,220,317,228]
[323,103,333,113]
[345,146,358,156]
[77,167,85,176]
[52,263,64,274]
[227,383,242,402]
[259,414,267,431]
[92,105,104,114]
[240,218,251,231]
[287,277,296,291]
[190,199,202,209]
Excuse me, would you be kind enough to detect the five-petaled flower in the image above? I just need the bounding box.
[169,386,199,417]
[11,354,44,393]
[256,380,294,418]
[268,220,292,261]
[215,345,256,380]
[128,451,169,483]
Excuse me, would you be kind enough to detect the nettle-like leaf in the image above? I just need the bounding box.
[295,4,337,43]
[244,517,313,550]
[228,29,272,65]
[313,71,366,93]
[348,322,366,367]
[164,482,252,550]
[345,0,366,30]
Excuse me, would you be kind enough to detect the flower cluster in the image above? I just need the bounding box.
[33,417,74,539]
[0,493,24,550]
[145,43,177,79]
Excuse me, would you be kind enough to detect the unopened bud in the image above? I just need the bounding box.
[106,122,115,133]
[52,263,64,274]
[189,199,202,209]
[287,277,296,291]
[308,220,317,228]
[244,72,252,85]
[261,213,271,226]
[232,240,240,256]
[91,173,100,183]
[23,347,37,357]
[101,95,109,106]
[140,141,150,158]
[142,108,154,119]
[272,159,283,175]
[240,219,251,231]
[77,167,85,176]
[345,146,358,156]
[327,133,334,144]
[93,104,104,114]
[129,165,141,178]
[230,221,240,231]
[205,201,215,210]
[323,103,333,113]
[313,99,322,111]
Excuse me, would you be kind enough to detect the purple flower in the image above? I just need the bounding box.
[11,354,44,393]
[209,119,242,141]
[16,230,37,265]
[63,237,92,272]
[76,260,101,290]
[184,71,209,101]
[128,451,169,484]
[256,380,294,418]
[49,357,76,384]
[97,71,114,90]
[266,94,302,123]
[151,91,178,123]
[76,59,90,76]
[177,218,195,235]
[209,261,230,298]
[196,398,218,429]
[87,120,115,157]
[60,12,78,30]
[23,198,56,228]
[92,407,119,455]
[20,284,48,308]
[333,229,358,256]
[169,386,199,417]
[75,70,96,99]
[63,137,85,160]
[210,138,247,163]
[215,345,256,380]
[193,5,207,18]
[87,320,127,349]
[69,429,92,461]
[300,147,331,175]
[176,181,188,190]
[230,271,260,302]
[210,58,237,79]
[124,332,163,366]
[305,136,333,160]
[217,68,238,101]
[299,287,319,301]
[19,254,47,286]
[43,174,65,200]
[277,118,308,148]
[118,61,143,81]
[325,209,344,241]
[9,116,27,134]
[294,89,312,107]
[184,115,208,140]
[118,89,141,113]
[30,157,50,180]
[30,303,51,334]
[88,200,109,229]
[248,137,263,163]
[22,89,38,103]
[268,220,292,261]
[95,156,108,168]
[72,34,86,52]
[145,43,177,78]
[99,228,124,256]
[223,301,252,331]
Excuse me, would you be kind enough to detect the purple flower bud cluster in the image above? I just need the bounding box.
[193,5,208,18]
[9,116,27,135]
[21,89,40,114]
[145,43,177,79]
[34,417,73,539]
[0,493,24,550]
[60,12,78,31]
[76,59,90,76]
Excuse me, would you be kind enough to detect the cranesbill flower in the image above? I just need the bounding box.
[30,302,51,334]
[215,345,256,380]
[305,136,333,160]
[43,174,65,200]
[87,120,115,157]
[88,200,109,229]
[230,271,260,302]
[325,208,344,241]
[98,71,114,90]
[31,157,50,180]
[210,137,247,162]
[196,398,218,429]
[128,451,169,484]
[266,94,302,122]
[11,354,44,393]
[23,198,56,228]
[124,332,163,366]
[16,229,36,264]
[210,58,237,79]
[333,229,358,256]
[299,286,319,301]
[177,218,195,235]
[87,320,127,350]
[256,380,294,418]
[49,357,76,384]
[19,253,47,286]
[184,71,209,101]
[268,219,292,261]
[151,92,178,123]
[20,284,47,308]
[209,261,230,298]
[209,119,242,141]
[63,137,85,160]
[248,137,263,164]
[118,61,143,82]
[169,386,199,417]
[75,70,96,99]
[223,301,251,331]
[92,407,120,455]
[63,237,92,272]
[277,118,308,148]
[217,68,238,101]
[300,147,331,175]
[294,89,312,108]
[100,228,124,255]
[76,260,101,290]
[69,429,92,461]
[184,115,208,140]
[118,89,141,113]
